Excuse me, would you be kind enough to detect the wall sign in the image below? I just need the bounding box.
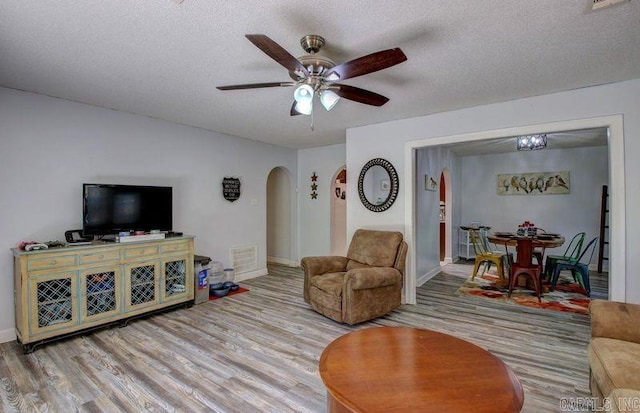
[222,177,241,202]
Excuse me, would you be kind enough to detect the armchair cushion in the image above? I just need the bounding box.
[588,300,640,407]
[588,338,640,400]
[590,300,640,343]
[345,267,402,290]
[347,229,404,268]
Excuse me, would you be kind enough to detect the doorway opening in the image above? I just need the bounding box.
[266,166,294,267]
[404,115,625,305]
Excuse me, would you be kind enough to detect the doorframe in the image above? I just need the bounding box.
[403,115,625,304]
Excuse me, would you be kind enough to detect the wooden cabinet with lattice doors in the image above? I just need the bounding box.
[13,236,194,353]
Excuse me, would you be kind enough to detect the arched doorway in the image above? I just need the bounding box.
[266,167,293,266]
[330,166,347,256]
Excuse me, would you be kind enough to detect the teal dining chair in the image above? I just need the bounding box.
[543,232,586,280]
[549,236,598,296]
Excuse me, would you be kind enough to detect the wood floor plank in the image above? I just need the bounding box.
[0,263,605,412]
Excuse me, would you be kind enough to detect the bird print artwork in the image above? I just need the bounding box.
[535,176,544,192]
[519,177,529,193]
[545,176,554,192]
[497,172,570,195]
[555,175,569,190]
[511,176,519,192]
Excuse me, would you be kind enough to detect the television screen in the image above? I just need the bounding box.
[83,184,172,235]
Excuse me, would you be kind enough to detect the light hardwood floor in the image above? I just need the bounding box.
[0,263,607,412]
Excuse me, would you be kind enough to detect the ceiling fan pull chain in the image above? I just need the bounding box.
[310,109,314,132]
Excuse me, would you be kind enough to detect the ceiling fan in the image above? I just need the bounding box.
[217,34,407,116]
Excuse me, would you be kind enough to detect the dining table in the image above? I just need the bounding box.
[487,232,565,268]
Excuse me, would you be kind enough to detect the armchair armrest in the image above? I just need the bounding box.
[300,256,348,303]
[344,267,402,291]
[589,300,640,343]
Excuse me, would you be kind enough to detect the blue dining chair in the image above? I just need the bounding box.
[549,236,598,296]
[543,232,586,280]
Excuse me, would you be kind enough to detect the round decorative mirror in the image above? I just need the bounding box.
[357,158,399,212]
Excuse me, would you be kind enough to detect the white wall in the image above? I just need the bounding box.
[297,144,346,258]
[415,147,461,282]
[460,146,608,265]
[346,78,640,303]
[0,87,297,342]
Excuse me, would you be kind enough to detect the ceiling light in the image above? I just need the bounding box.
[294,84,314,115]
[320,90,340,111]
[517,134,547,151]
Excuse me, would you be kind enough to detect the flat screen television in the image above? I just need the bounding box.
[83,184,173,236]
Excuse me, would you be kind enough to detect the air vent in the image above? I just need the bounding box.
[230,244,258,275]
[591,0,629,10]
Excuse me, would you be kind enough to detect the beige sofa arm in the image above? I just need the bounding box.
[344,267,402,290]
[300,256,348,303]
[589,300,640,343]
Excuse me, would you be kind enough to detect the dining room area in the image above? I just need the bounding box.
[415,127,610,313]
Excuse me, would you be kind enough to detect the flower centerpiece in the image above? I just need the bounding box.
[517,221,536,237]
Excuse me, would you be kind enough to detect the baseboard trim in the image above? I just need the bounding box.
[267,256,298,267]
[416,266,442,287]
[0,328,16,344]
[235,267,268,282]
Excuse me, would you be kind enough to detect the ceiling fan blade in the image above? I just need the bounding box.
[217,82,295,91]
[245,34,309,77]
[290,101,302,116]
[334,84,390,106]
[326,48,407,82]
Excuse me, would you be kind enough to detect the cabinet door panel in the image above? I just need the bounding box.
[125,260,160,311]
[81,266,122,323]
[29,272,79,337]
[161,255,192,302]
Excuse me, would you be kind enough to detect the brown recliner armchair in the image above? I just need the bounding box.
[301,229,408,325]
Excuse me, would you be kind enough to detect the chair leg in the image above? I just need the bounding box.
[472,260,482,280]
[578,267,591,296]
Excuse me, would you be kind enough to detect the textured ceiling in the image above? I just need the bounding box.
[1,1,639,149]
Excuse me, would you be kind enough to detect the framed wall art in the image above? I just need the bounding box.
[425,175,438,191]
[497,171,570,195]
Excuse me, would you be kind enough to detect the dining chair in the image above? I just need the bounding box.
[479,229,513,275]
[508,237,542,302]
[469,229,507,280]
[543,232,586,280]
[549,236,598,296]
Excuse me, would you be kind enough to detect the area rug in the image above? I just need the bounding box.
[455,271,590,315]
[209,286,249,301]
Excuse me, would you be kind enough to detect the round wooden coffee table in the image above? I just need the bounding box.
[319,326,524,413]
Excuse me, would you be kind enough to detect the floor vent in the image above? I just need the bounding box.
[230,244,258,275]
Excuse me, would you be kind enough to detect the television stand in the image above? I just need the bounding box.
[12,236,194,353]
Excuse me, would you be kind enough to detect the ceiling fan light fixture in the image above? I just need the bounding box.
[517,134,548,151]
[294,84,314,115]
[320,90,340,111]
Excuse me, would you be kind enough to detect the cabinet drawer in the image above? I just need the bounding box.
[123,246,159,259]
[28,254,77,271]
[79,250,121,265]
[160,242,189,254]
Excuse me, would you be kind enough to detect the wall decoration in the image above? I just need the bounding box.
[222,177,241,202]
[310,172,318,200]
[497,171,570,195]
[425,175,438,191]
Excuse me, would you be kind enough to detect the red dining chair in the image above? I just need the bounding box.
[508,237,542,302]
